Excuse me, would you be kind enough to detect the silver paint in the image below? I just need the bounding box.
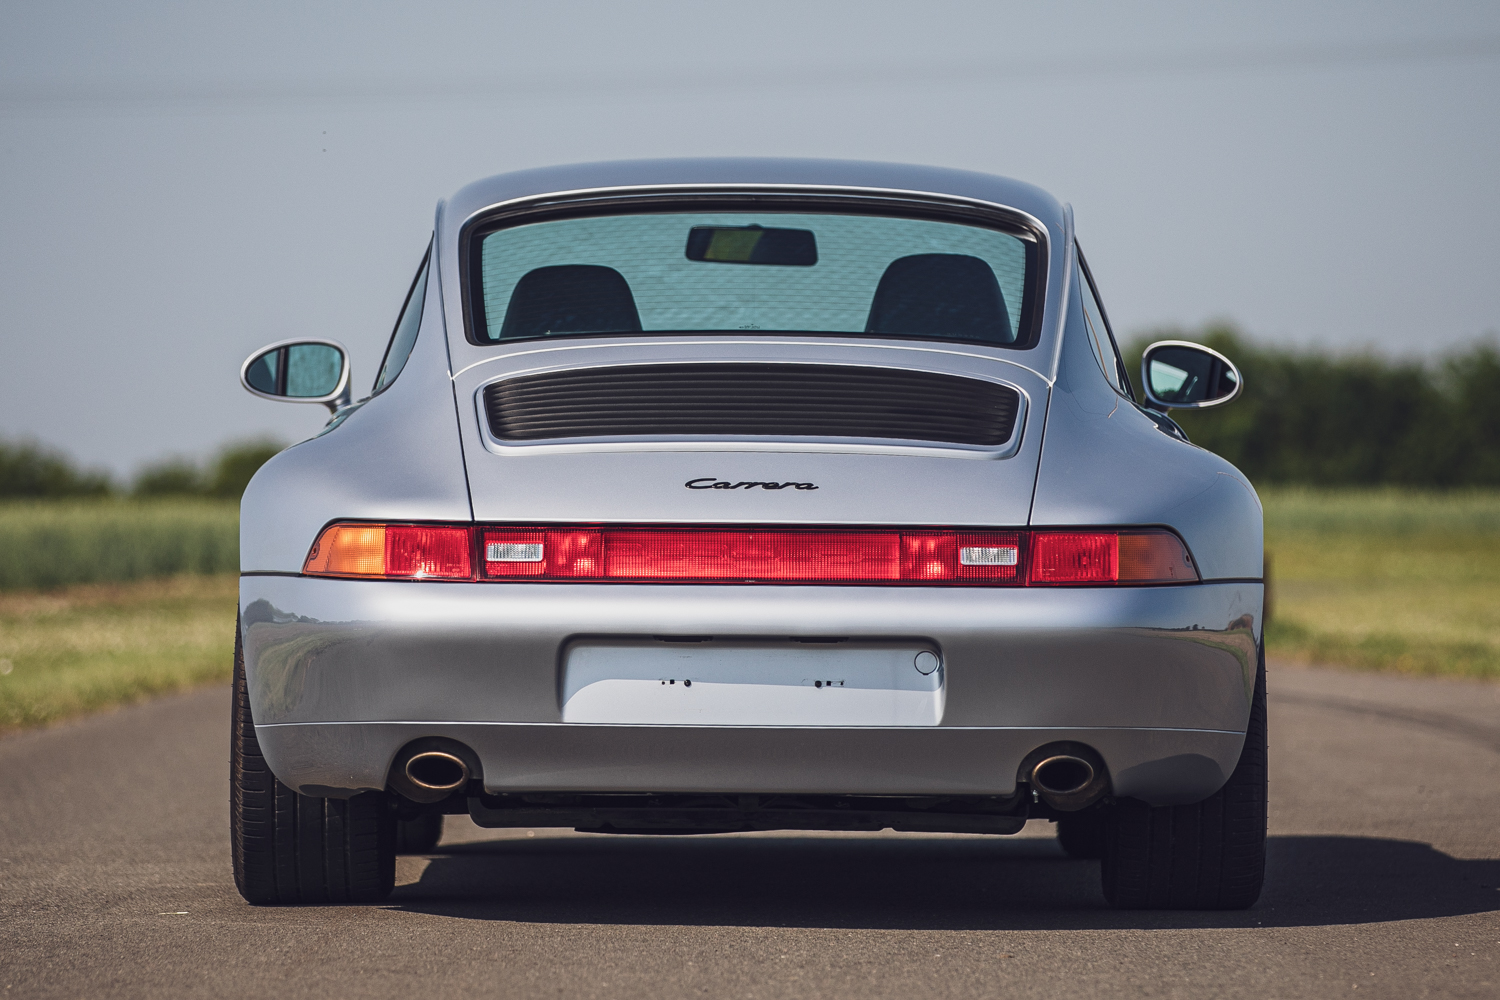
[261,721,1245,807]
[455,341,1049,525]
[240,574,1260,805]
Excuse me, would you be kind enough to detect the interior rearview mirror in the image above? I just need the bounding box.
[685,225,818,265]
[240,339,351,413]
[1141,340,1243,410]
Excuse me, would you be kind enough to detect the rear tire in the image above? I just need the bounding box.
[231,616,396,904]
[396,814,444,854]
[1099,647,1267,910]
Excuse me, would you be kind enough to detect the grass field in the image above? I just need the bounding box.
[0,489,1495,733]
[1263,487,1500,679]
[0,499,238,590]
[0,574,237,732]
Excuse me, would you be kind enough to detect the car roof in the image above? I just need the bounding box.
[443,158,1066,235]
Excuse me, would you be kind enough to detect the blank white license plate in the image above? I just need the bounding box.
[561,640,945,726]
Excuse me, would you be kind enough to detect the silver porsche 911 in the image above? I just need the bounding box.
[232,159,1264,910]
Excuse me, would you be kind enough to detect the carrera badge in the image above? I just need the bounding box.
[685,478,818,491]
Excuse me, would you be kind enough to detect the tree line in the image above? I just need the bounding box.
[0,438,284,500]
[4,329,1498,494]
[1125,327,1500,487]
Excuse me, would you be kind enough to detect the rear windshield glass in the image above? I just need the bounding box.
[469,211,1039,347]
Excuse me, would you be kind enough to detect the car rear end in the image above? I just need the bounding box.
[236,160,1263,905]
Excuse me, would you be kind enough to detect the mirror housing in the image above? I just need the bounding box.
[1140,340,1243,411]
[240,339,352,413]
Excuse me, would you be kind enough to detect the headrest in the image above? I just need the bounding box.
[498,264,642,339]
[865,253,1012,342]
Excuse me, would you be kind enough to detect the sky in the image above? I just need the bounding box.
[2,0,1498,477]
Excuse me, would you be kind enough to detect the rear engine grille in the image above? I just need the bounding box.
[483,363,1021,446]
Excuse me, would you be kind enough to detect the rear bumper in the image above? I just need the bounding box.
[241,575,1261,807]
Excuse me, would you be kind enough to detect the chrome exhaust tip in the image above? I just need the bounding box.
[1032,755,1096,797]
[1019,742,1109,812]
[405,751,469,793]
[389,740,478,803]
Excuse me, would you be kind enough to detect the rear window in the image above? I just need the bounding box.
[468,210,1040,347]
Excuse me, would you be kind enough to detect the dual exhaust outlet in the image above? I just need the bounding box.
[1020,742,1109,812]
[388,738,1108,812]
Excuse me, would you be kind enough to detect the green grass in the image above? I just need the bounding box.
[1262,487,1500,679]
[0,499,238,590]
[0,574,238,732]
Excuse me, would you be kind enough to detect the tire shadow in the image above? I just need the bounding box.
[388,832,1499,930]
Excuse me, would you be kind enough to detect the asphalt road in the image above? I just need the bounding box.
[2,663,1497,999]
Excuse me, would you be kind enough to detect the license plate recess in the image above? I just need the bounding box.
[561,639,944,726]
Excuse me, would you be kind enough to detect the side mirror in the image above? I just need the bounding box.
[1141,340,1243,410]
[240,339,352,414]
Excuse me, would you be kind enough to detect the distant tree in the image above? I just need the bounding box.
[206,438,285,499]
[1441,343,1500,486]
[132,459,206,496]
[0,438,113,497]
[128,438,285,500]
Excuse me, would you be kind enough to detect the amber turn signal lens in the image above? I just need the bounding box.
[304,524,387,576]
[304,523,472,579]
[1118,530,1197,583]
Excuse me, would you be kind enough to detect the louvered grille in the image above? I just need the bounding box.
[483,363,1020,446]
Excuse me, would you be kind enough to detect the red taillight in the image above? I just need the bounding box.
[302,524,1194,586]
[1028,531,1118,584]
[483,529,602,578]
[385,525,471,578]
[481,527,1023,585]
[303,523,471,579]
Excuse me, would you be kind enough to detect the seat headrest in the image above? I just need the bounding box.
[865,254,1012,342]
[498,265,642,339]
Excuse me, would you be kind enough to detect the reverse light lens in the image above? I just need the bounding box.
[486,542,544,562]
[959,545,1019,566]
[304,523,471,579]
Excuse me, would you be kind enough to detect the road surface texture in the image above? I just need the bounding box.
[2,662,1496,999]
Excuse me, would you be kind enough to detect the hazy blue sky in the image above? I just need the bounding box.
[2,1,1498,476]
